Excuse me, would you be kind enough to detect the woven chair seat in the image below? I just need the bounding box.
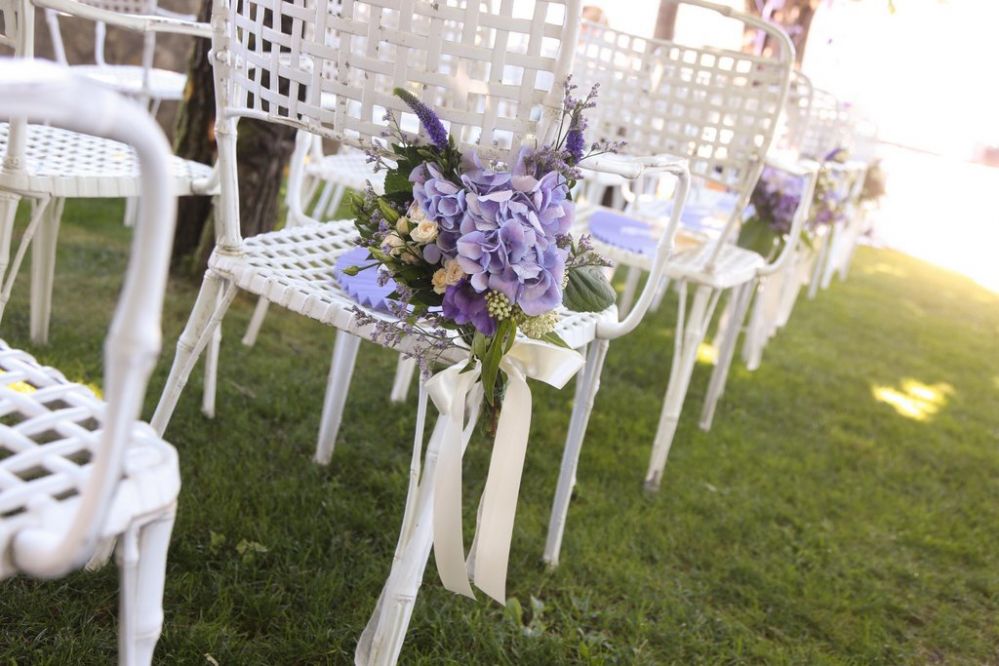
[304,148,387,195]
[69,65,187,101]
[0,341,179,580]
[0,123,212,198]
[211,220,615,354]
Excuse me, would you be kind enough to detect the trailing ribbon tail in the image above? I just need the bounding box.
[426,339,584,604]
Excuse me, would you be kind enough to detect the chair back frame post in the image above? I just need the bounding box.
[0,61,177,578]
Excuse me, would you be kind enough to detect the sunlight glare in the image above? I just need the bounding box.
[871,379,953,422]
[696,342,717,365]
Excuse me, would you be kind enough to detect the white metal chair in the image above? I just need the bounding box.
[0,0,212,345]
[0,58,180,666]
[570,3,813,492]
[44,0,195,112]
[146,1,689,662]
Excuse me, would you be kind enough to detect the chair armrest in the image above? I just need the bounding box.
[757,154,819,277]
[34,0,211,38]
[153,6,197,22]
[587,152,691,340]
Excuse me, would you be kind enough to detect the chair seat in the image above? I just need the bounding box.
[69,65,187,102]
[305,149,387,195]
[0,123,212,198]
[210,220,614,355]
[0,342,179,580]
[583,207,765,290]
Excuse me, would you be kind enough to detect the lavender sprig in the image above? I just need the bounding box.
[394,87,449,150]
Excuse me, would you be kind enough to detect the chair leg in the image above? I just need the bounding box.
[29,197,65,345]
[700,283,754,431]
[151,271,236,435]
[808,234,829,300]
[618,266,642,317]
[324,184,347,219]
[311,181,339,219]
[355,386,481,666]
[649,275,670,313]
[123,197,138,228]
[201,321,222,419]
[543,338,610,568]
[0,191,20,321]
[241,296,271,347]
[314,330,362,465]
[117,509,176,666]
[389,355,417,403]
[644,283,719,492]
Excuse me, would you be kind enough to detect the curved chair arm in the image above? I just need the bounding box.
[756,154,818,277]
[580,153,691,340]
[34,0,211,38]
[0,60,177,578]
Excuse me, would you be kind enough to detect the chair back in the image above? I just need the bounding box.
[211,0,582,249]
[777,70,814,155]
[573,0,793,262]
[799,87,852,160]
[44,0,161,103]
[0,59,176,577]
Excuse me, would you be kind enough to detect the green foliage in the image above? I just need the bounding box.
[563,266,616,313]
[1,199,997,664]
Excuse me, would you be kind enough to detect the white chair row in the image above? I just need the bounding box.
[0,0,213,345]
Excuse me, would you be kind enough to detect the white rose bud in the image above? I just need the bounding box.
[410,220,439,244]
[396,216,411,235]
[380,232,405,256]
[401,250,421,265]
[408,202,428,224]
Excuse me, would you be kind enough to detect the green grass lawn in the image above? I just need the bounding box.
[0,199,997,664]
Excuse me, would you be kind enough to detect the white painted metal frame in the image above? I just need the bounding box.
[571,2,805,492]
[147,2,690,663]
[0,59,180,666]
[0,0,213,345]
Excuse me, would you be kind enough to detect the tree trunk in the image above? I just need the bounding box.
[744,0,820,65]
[171,0,296,275]
[654,1,679,40]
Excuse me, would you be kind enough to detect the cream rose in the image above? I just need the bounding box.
[432,259,465,294]
[410,220,439,244]
[407,202,428,224]
[380,232,405,256]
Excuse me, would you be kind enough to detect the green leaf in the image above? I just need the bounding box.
[737,218,779,258]
[541,331,571,349]
[377,199,401,223]
[384,170,413,195]
[563,266,616,313]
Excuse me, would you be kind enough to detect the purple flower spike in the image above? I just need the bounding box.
[441,279,497,336]
[394,88,449,150]
[566,128,586,164]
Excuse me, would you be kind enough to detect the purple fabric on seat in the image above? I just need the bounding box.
[334,246,397,312]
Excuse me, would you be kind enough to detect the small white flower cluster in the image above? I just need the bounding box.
[518,310,559,339]
[381,202,439,264]
[485,290,514,320]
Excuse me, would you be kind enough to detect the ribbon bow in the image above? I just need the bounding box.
[426,339,584,604]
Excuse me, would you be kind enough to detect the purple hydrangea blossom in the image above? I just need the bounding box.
[453,149,573,315]
[441,279,496,335]
[411,162,467,263]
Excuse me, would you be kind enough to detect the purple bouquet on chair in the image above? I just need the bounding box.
[345,81,618,405]
[739,147,852,258]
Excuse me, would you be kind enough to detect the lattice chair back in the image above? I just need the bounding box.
[211,0,582,252]
[572,0,792,258]
[798,87,852,160]
[0,59,176,577]
[776,69,813,155]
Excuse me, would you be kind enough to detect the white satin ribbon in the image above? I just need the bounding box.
[426,339,584,604]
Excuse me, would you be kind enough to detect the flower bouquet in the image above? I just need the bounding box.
[738,148,851,258]
[345,81,619,407]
